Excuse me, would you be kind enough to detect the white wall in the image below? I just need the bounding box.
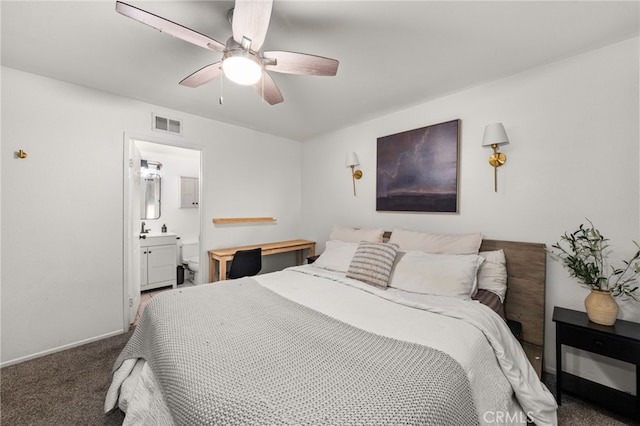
[301,38,640,390]
[1,67,303,365]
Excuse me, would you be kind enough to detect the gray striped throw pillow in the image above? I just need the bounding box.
[346,242,399,289]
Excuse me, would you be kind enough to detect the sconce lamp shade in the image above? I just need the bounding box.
[482,123,509,147]
[345,152,360,167]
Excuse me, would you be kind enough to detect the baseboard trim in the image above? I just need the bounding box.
[0,329,125,368]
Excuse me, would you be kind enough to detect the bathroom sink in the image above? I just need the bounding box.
[140,233,177,247]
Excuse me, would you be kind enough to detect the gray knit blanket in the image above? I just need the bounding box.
[112,278,479,425]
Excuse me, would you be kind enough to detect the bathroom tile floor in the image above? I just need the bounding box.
[132,281,196,326]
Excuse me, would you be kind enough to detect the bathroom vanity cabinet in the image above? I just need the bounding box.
[140,234,177,291]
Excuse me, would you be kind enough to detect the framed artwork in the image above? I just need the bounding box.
[376,119,460,213]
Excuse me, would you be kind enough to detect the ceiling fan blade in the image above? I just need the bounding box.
[232,0,273,51]
[116,1,225,52]
[264,51,339,76]
[179,62,223,88]
[253,72,283,105]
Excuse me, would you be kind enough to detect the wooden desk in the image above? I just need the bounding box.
[209,239,315,282]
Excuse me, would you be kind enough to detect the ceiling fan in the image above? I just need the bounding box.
[115,1,339,105]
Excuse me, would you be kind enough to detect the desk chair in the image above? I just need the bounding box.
[227,248,262,279]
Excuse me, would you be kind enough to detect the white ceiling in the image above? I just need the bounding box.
[2,1,638,141]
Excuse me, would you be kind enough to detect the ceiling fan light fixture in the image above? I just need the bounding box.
[222,51,262,86]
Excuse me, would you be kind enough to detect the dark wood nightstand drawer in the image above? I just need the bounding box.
[559,323,640,363]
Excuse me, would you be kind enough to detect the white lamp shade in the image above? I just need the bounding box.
[345,152,360,167]
[482,123,509,147]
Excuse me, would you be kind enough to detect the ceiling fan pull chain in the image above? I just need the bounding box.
[219,73,224,105]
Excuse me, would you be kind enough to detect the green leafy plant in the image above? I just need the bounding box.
[548,219,640,301]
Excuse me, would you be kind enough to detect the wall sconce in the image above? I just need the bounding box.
[482,123,510,192]
[345,152,363,196]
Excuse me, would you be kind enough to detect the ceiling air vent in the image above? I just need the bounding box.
[152,114,182,136]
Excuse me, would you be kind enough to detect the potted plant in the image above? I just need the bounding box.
[548,219,640,325]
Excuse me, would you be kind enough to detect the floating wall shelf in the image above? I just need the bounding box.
[212,217,277,224]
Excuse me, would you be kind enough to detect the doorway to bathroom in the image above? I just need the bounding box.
[123,135,204,330]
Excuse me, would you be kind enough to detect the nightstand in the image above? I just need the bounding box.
[553,306,640,419]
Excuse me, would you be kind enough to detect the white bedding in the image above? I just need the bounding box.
[109,265,557,425]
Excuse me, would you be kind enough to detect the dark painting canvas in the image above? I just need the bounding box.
[376,119,459,212]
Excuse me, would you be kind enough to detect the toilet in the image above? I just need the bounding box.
[179,240,200,284]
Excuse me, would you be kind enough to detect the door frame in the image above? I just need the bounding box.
[122,132,205,330]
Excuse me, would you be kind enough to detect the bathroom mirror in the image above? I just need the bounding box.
[141,175,161,219]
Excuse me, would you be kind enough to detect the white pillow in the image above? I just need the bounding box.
[388,227,482,254]
[312,240,359,273]
[389,251,485,298]
[329,225,384,243]
[478,250,508,302]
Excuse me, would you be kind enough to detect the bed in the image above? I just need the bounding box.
[105,227,557,425]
